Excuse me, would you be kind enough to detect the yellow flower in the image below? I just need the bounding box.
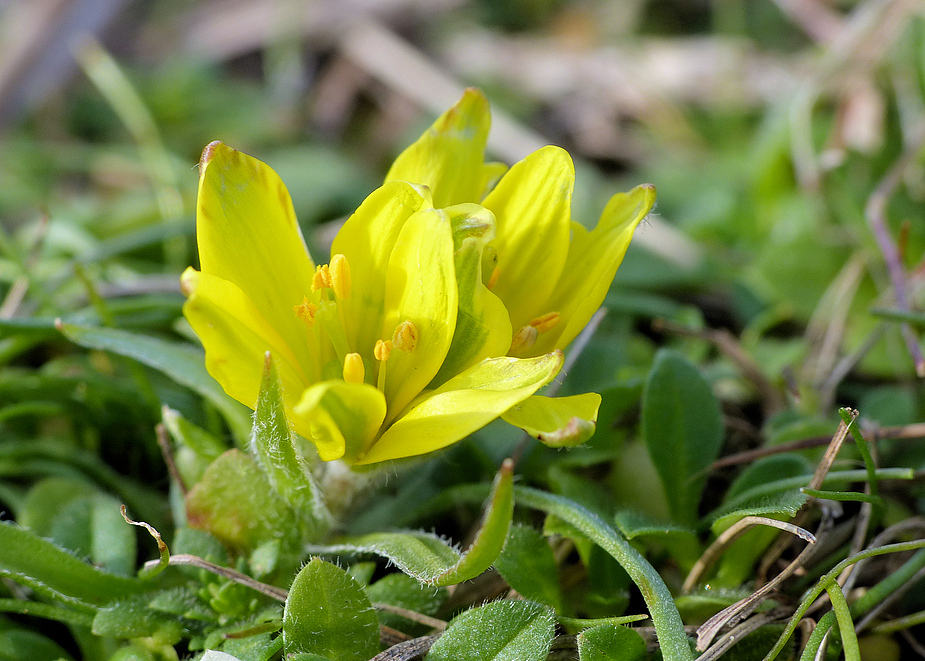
[182,142,563,465]
[385,89,656,359]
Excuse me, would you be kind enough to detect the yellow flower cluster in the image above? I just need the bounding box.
[182,89,655,465]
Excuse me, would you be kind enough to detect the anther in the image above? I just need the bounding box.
[487,266,501,290]
[312,264,332,292]
[294,297,318,327]
[529,312,560,334]
[509,325,538,354]
[392,321,419,352]
[343,353,365,384]
[329,254,351,300]
[374,339,393,362]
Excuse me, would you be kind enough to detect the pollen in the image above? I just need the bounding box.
[329,254,351,300]
[343,352,365,384]
[392,320,419,352]
[294,297,318,327]
[374,339,393,362]
[509,325,538,354]
[311,264,332,292]
[529,312,560,334]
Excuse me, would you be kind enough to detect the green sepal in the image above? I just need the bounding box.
[308,461,513,587]
[184,449,299,555]
[251,353,330,541]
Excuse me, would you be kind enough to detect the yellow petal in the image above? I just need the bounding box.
[196,142,321,381]
[384,89,490,208]
[481,146,573,332]
[534,184,656,356]
[500,393,601,447]
[331,182,432,360]
[480,162,508,198]
[292,380,387,463]
[380,207,458,421]
[356,351,563,465]
[181,268,309,410]
[431,203,512,386]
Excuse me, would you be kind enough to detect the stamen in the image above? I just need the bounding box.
[510,325,538,354]
[316,300,351,362]
[487,265,501,290]
[343,353,365,384]
[294,297,318,327]
[329,254,351,300]
[392,321,419,352]
[312,264,332,292]
[374,339,393,362]
[374,339,392,391]
[529,312,560,334]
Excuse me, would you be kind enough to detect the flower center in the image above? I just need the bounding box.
[294,253,357,380]
[294,255,422,394]
[510,312,560,355]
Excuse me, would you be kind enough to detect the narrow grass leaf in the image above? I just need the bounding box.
[0,521,144,605]
[827,582,861,661]
[839,407,878,498]
[58,322,251,443]
[800,488,884,504]
[514,487,694,661]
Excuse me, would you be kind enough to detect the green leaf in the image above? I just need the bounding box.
[578,623,647,661]
[425,600,555,661]
[515,487,694,661]
[20,479,137,577]
[723,455,812,501]
[713,468,910,520]
[184,449,299,554]
[201,652,246,661]
[57,322,251,443]
[313,531,457,583]
[710,491,808,531]
[801,488,883,504]
[251,355,330,540]
[365,573,447,636]
[613,510,696,541]
[162,406,228,471]
[0,629,76,661]
[222,631,285,661]
[282,557,379,661]
[642,349,723,525]
[0,521,144,605]
[541,516,630,617]
[92,593,185,641]
[494,525,564,611]
[311,461,513,587]
[613,510,699,569]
